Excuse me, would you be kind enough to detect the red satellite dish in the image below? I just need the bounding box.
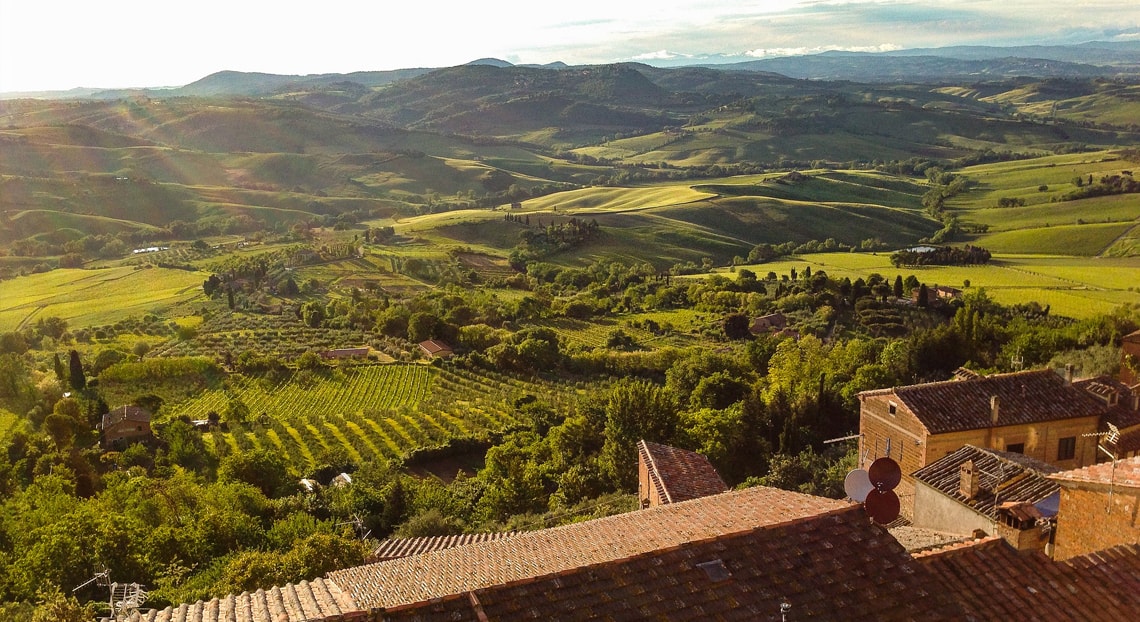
[864,489,900,524]
[868,457,902,491]
[843,469,874,502]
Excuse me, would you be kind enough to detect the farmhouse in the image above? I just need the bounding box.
[858,368,1105,517]
[636,439,727,508]
[100,405,154,450]
[417,339,454,359]
[747,312,787,335]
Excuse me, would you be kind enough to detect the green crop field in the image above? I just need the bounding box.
[972,223,1135,256]
[0,266,208,331]
[520,186,714,213]
[167,363,576,470]
[738,252,1140,319]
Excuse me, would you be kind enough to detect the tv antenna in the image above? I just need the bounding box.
[338,514,372,542]
[74,568,148,622]
[1010,348,1024,371]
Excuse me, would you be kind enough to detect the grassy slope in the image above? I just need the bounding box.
[741,252,1140,318]
[0,266,207,331]
[948,151,1140,255]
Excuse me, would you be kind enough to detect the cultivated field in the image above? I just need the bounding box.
[0,266,207,331]
[167,364,576,470]
[740,252,1140,319]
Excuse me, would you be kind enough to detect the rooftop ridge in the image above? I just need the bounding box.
[911,535,1001,558]
[638,439,673,504]
[328,485,849,609]
[377,503,869,617]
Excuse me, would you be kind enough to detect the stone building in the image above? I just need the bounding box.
[1048,455,1140,560]
[859,368,1105,517]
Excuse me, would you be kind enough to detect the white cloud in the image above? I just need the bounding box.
[744,43,904,58]
[631,50,693,61]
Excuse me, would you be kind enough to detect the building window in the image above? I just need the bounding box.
[1058,436,1076,460]
[1006,443,1025,454]
[888,401,897,415]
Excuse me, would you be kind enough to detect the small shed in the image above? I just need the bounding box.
[418,339,454,359]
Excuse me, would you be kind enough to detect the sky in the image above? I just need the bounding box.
[1,0,1138,93]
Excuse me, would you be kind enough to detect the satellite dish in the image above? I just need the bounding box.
[865,489,900,524]
[844,469,874,502]
[868,457,902,491]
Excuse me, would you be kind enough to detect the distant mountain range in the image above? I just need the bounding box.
[4,41,1139,99]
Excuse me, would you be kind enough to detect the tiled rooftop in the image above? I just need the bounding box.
[916,537,1140,621]
[111,579,357,622]
[862,369,1105,434]
[102,405,153,428]
[1048,454,1140,489]
[378,504,967,621]
[1074,375,1140,430]
[329,486,849,610]
[369,532,517,562]
[638,439,728,504]
[912,445,1060,519]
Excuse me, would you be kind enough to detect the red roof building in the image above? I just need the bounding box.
[859,368,1106,517]
[637,439,728,508]
[417,339,454,359]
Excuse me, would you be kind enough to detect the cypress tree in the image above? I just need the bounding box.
[53,353,66,383]
[68,349,86,391]
[918,283,929,308]
[893,275,904,298]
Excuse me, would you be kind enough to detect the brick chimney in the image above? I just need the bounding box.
[990,395,1000,426]
[959,460,979,500]
[1064,363,1074,386]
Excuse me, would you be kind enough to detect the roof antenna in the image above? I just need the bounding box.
[75,568,147,622]
[338,513,372,542]
[1010,348,1024,371]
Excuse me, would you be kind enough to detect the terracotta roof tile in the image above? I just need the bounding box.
[884,369,1105,434]
[638,440,728,504]
[101,405,153,429]
[379,505,967,621]
[912,445,1060,519]
[329,486,848,610]
[1048,454,1140,489]
[917,537,1140,621]
[369,532,518,562]
[1074,375,1140,430]
[111,579,357,622]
